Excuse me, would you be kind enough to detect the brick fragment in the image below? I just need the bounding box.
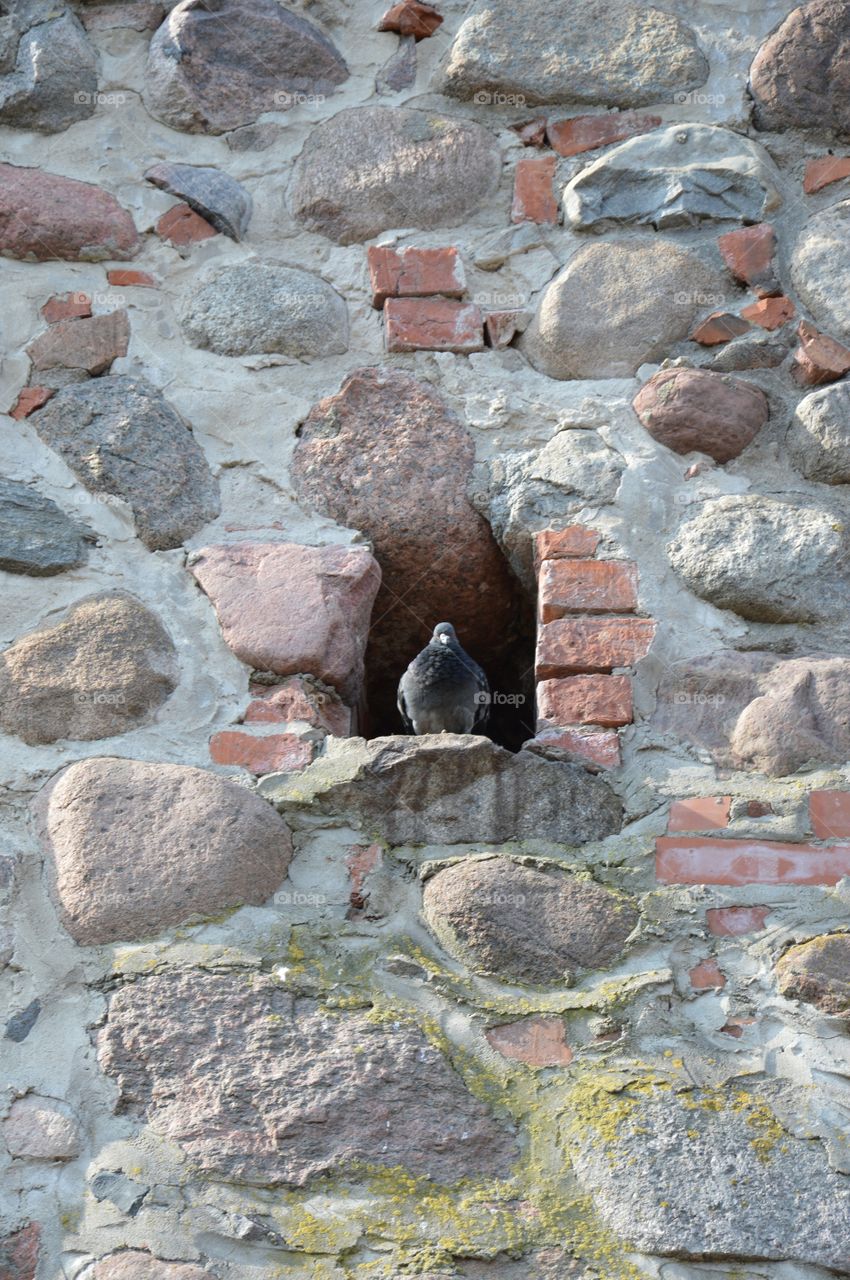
[384,297,484,353]
[803,156,850,194]
[717,223,777,294]
[706,905,770,936]
[656,836,850,886]
[41,292,92,323]
[810,790,850,839]
[689,958,726,990]
[741,295,795,330]
[539,558,638,620]
[668,796,731,833]
[367,245,465,309]
[547,110,661,157]
[209,730,314,776]
[156,202,217,245]
[486,1016,573,1066]
[511,117,547,147]
[511,154,558,225]
[537,674,633,728]
[245,675,351,736]
[107,269,158,288]
[377,0,442,39]
[690,311,750,346]
[536,616,655,679]
[9,386,54,419]
[529,726,620,771]
[792,320,850,386]
[534,526,600,565]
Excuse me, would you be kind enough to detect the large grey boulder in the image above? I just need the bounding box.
[0,3,98,133]
[788,380,850,483]
[260,734,622,845]
[791,201,850,343]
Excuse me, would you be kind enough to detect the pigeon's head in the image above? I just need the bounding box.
[432,622,457,646]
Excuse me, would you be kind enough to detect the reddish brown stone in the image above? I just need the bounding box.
[9,386,54,420]
[633,367,768,463]
[804,156,850,194]
[775,934,850,1017]
[656,836,850,886]
[538,558,638,620]
[41,292,91,323]
[511,117,548,147]
[511,154,558,224]
[0,166,138,262]
[534,526,601,565]
[384,297,484,352]
[536,616,656,679]
[717,223,777,294]
[668,796,731,833]
[107,269,158,288]
[706,905,770,936]
[209,730,314,775]
[245,676,351,736]
[0,1223,39,1280]
[689,958,726,990]
[536,674,633,728]
[27,311,130,377]
[367,245,465,309]
[810,790,850,839]
[690,311,751,346]
[792,320,850,386]
[750,0,850,135]
[484,309,525,348]
[529,726,621,771]
[486,1016,573,1066]
[721,1017,757,1037]
[546,110,661,158]
[377,0,442,40]
[746,800,773,818]
[156,202,217,245]
[741,295,795,331]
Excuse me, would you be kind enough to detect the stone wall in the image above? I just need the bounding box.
[3,0,850,1277]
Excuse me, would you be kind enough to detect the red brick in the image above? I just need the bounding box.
[656,836,850,886]
[245,675,351,736]
[530,726,620,770]
[547,109,661,158]
[9,386,54,419]
[367,245,466,309]
[690,311,750,346]
[384,297,484,353]
[803,155,850,194]
[511,154,558,225]
[209,730,314,775]
[41,292,91,323]
[717,223,776,291]
[706,905,770,936]
[486,1016,573,1066]
[107,268,158,288]
[668,796,731,833]
[377,0,442,39]
[538,558,638,621]
[689,957,726,990]
[156,202,217,245]
[484,309,525,349]
[534,526,600,565]
[810,790,850,839]
[536,674,633,729]
[746,800,773,817]
[741,294,795,331]
[792,320,850,386]
[27,310,129,376]
[511,117,548,147]
[536,616,655,679]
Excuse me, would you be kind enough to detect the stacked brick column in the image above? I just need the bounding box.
[531,525,655,770]
[368,244,484,353]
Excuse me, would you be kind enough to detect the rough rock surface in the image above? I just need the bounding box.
[0,479,90,576]
[289,107,500,244]
[144,0,348,134]
[667,495,850,623]
[0,4,98,133]
[0,165,139,261]
[26,310,130,381]
[791,202,850,342]
[98,969,518,1184]
[422,857,637,985]
[37,758,292,945]
[0,593,178,746]
[775,934,850,1016]
[179,262,348,358]
[30,375,219,550]
[292,368,522,728]
[750,0,850,135]
[3,1095,81,1159]
[521,242,726,378]
[0,1223,39,1280]
[569,1077,850,1268]
[633,368,768,462]
[788,380,850,482]
[85,1254,209,1280]
[564,125,781,231]
[436,0,708,106]
[189,542,380,704]
[144,163,252,240]
[260,734,623,845]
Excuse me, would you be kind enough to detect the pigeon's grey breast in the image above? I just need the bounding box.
[398,639,490,734]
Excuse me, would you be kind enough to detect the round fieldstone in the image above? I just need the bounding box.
[775,934,850,1016]
[3,1096,81,1160]
[788,381,850,483]
[179,262,348,358]
[421,856,638,985]
[633,368,769,463]
[36,758,293,945]
[0,478,91,576]
[0,164,139,262]
[667,495,850,623]
[0,4,97,133]
[521,241,727,378]
[0,593,178,746]
[289,106,501,245]
[144,163,252,241]
[436,0,708,106]
[750,0,850,134]
[144,0,348,134]
[791,202,850,342]
[30,375,219,551]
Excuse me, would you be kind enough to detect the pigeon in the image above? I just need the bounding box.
[397,622,490,735]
